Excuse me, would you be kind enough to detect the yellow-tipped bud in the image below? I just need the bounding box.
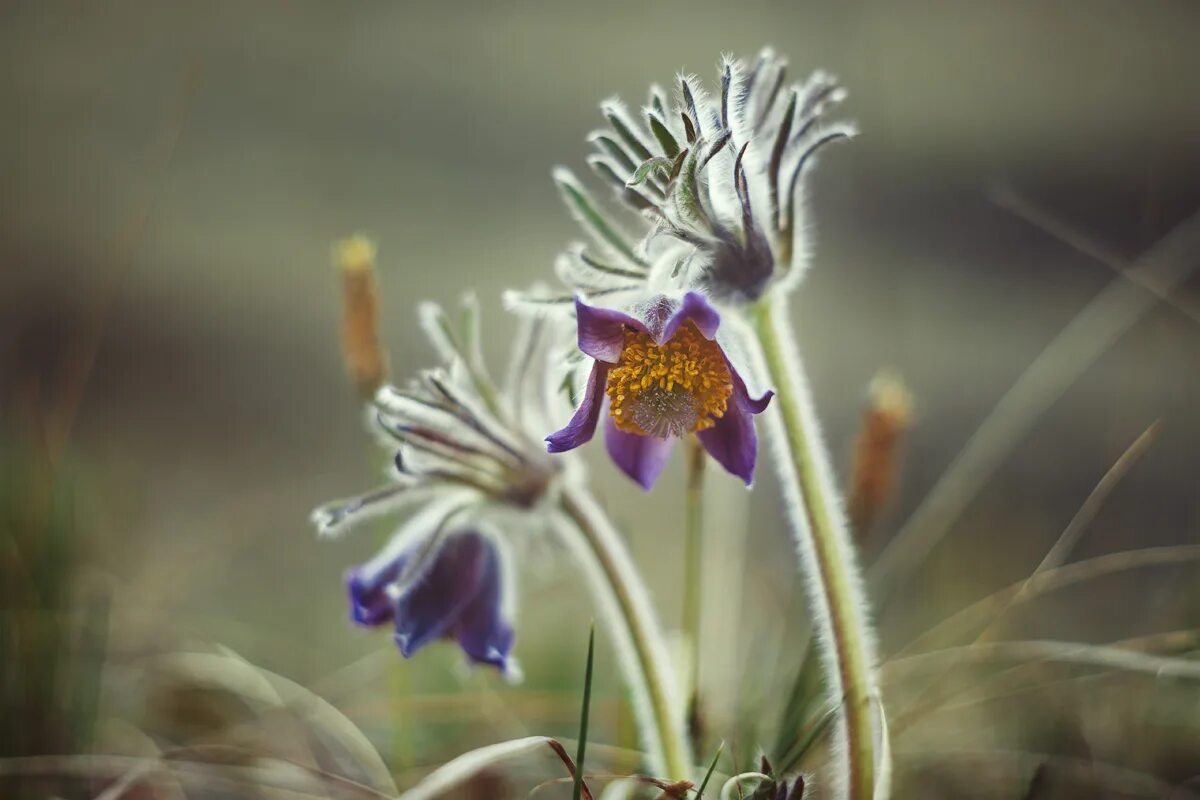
[334,235,388,398]
[848,370,914,540]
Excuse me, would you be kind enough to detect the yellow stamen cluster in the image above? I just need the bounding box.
[606,321,733,437]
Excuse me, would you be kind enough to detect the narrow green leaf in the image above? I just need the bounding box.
[604,108,653,162]
[768,90,799,231]
[773,637,826,770]
[554,170,646,266]
[695,741,724,799]
[649,84,669,120]
[648,114,680,158]
[590,133,638,174]
[779,703,837,776]
[628,156,673,188]
[673,146,705,225]
[578,249,649,280]
[572,625,596,800]
[589,156,626,190]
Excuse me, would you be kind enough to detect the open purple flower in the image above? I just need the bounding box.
[547,291,771,489]
[347,530,514,674]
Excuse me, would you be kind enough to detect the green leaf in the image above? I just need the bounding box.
[604,108,653,162]
[694,741,724,799]
[627,156,673,188]
[572,625,596,800]
[648,114,679,158]
[590,133,637,174]
[555,170,646,267]
[672,146,705,225]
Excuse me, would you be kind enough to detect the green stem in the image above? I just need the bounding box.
[751,295,881,800]
[682,437,705,742]
[559,485,692,781]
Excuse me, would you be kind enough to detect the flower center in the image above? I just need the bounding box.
[605,321,733,438]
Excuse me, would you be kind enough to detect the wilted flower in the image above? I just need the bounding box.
[312,296,573,677]
[508,48,852,314]
[546,291,771,489]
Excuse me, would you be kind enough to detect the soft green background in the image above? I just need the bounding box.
[3,1,1199,792]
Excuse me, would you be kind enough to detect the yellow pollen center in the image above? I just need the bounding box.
[605,321,733,437]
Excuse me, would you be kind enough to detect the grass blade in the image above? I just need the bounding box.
[572,624,595,800]
[869,209,1200,602]
[694,741,724,799]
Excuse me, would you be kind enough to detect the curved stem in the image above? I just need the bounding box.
[558,485,692,781]
[750,295,882,800]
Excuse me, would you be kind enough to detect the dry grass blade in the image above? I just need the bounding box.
[894,748,1173,797]
[893,544,1200,658]
[0,754,395,800]
[903,628,1200,721]
[992,186,1200,326]
[1029,421,1159,577]
[870,208,1200,600]
[885,634,1200,733]
[884,638,1200,684]
[885,422,1161,716]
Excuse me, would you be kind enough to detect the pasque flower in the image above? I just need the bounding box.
[314,293,692,775]
[509,50,886,798]
[546,291,770,489]
[312,296,568,678]
[347,528,513,671]
[506,48,852,316]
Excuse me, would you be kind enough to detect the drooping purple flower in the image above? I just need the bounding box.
[547,291,771,490]
[347,530,514,673]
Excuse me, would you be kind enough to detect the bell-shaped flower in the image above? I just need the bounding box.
[546,291,770,489]
[347,529,515,673]
[313,296,575,677]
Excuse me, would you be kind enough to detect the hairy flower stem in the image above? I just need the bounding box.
[682,436,705,736]
[559,485,692,781]
[751,295,881,800]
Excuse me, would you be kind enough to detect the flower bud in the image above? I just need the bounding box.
[334,235,388,398]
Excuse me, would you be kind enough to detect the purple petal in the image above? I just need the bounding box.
[547,363,610,453]
[575,298,643,362]
[393,533,488,659]
[452,542,515,671]
[728,356,773,414]
[604,418,675,490]
[659,291,722,343]
[696,405,759,485]
[346,561,402,627]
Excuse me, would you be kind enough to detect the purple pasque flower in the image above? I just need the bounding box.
[313,297,570,677]
[347,528,515,674]
[547,291,771,490]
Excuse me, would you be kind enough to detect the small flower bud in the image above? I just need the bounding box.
[334,235,389,398]
[847,371,914,539]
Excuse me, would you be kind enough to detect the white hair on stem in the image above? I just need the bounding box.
[747,294,884,800]
[551,485,693,780]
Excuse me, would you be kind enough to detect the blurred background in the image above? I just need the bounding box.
[3,1,1199,797]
